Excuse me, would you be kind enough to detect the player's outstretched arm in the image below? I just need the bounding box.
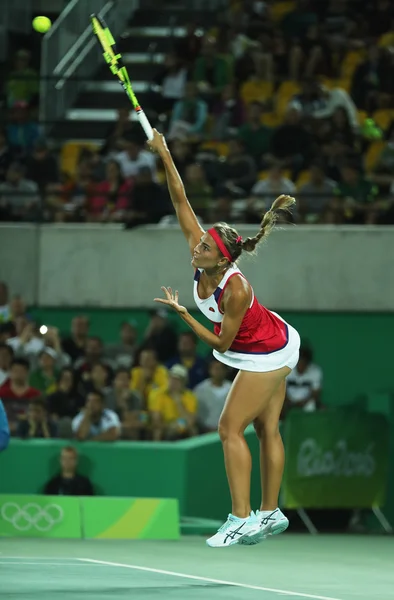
[148,129,204,255]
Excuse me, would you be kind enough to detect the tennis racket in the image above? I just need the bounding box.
[91,13,154,140]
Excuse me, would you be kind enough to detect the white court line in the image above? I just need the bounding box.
[0,561,91,566]
[79,558,344,600]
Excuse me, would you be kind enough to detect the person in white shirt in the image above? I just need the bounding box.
[72,390,121,442]
[285,346,323,414]
[115,137,157,181]
[194,359,232,433]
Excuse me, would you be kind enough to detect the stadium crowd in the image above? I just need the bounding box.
[0,280,322,442]
[0,0,394,225]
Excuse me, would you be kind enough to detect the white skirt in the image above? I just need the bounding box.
[213,317,300,373]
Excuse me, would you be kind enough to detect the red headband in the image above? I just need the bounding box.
[207,228,233,262]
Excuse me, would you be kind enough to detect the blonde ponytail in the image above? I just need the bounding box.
[242,194,295,253]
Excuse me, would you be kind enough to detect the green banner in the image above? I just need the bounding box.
[82,497,180,539]
[0,494,80,538]
[282,410,390,509]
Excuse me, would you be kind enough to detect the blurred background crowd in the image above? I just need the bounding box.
[1,0,394,225]
[0,280,322,443]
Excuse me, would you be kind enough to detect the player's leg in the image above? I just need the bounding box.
[206,366,289,548]
[240,380,288,545]
[0,400,10,452]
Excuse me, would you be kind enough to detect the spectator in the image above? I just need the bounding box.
[0,282,10,323]
[74,336,110,380]
[216,138,257,197]
[285,346,323,414]
[167,332,207,389]
[298,163,336,222]
[249,164,296,207]
[125,167,170,228]
[0,399,10,451]
[0,358,40,433]
[194,359,231,433]
[101,108,134,156]
[328,163,380,224]
[151,52,188,115]
[370,127,394,195]
[62,316,89,364]
[42,326,71,371]
[47,367,84,421]
[149,364,198,440]
[106,368,144,440]
[9,295,27,321]
[44,446,94,496]
[238,102,273,164]
[130,348,169,406]
[269,106,313,172]
[5,49,39,108]
[0,322,15,345]
[87,160,132,222]
[82,363,112,404]
[17,397,57,439]
[0,343,13,385]
[25,139,59,194]
[105,321,138,370]
[72,390,121,442]
[48,159,94,222]
[0,128,13,183]
[169,138,194,179]
[0,162,39,221]
[168,82,208,141]
[193,37,232,100]
[183,163,213,219]
[211,83,245,140]
[6,102,40,157]
[29,347,58,394]
[6,317,44,361]
[115,135,157,180]
[142,309,178,363]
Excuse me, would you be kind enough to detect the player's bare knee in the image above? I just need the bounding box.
[253,418,264,440]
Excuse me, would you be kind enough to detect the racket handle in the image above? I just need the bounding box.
[137,109,154,141]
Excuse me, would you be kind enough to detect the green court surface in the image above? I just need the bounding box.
[1,535,393,600]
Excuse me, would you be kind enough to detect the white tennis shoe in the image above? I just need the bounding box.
[206,512,260,548]
[239,508,289,545]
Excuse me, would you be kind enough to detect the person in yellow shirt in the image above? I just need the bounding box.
[130,348,168,411]
[148,364,198,440]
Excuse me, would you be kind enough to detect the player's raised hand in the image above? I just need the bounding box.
[147,129,169,155]
[154,287,187,315]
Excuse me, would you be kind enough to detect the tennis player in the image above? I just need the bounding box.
[149,130,300,547]
[0,400,10,452]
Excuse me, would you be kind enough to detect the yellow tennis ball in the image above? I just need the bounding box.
[32,16,52,33]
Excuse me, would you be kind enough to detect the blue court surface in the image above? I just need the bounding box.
[1,535,393,600]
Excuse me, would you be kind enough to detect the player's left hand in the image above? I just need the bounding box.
[154,287,187,315]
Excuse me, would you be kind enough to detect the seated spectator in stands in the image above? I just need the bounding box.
[6,102,40,157]
[0,162,39,221]
[82,363,112,405]
[5,49,39,108]
[249,164,296,208]
[44,446,94,495]
[42,326,71,371]
[289,78,359,132]
[47,367,84,421]
[194,359,231,433]
[106,368,144,440]
[212,83,245,141]
[167,332,207,389]
[193,37,232,102]
[216,138,257,198]
[75,336,111,382]
[72,390,121,442]
[47,159,94,222]
[101,107,134,156]
[284,346,323,415]
[0,322,15,344]
[17,397,57,439]
[62,316,89,364]
[149,364,197,440]
[26,139,59,194]
[269,106,312,173]
[351,45,393,112]
[0,343,13,385]
[87,160,132,222]
[169,138,194,179]
[298,163,336,222]
[7,318,44,361]
[0,282,10,323]
[131,348,169,407]
[238,102,273,164]
[125,167,170,228]
[183,163,213,219]
[289,23,329,81]
[116,135,157,180]
[327,163,380,224]
[168,82,208,141]
[0,129,13,183]
[320,133,359,183]
[0,358,41,433]
[0,399,10,451]
[142,309,178,363]
[105,321,138,370]
[174,22,201,65]
[29,347,58,394]
[370,124,394,195]
[151,52,188,115]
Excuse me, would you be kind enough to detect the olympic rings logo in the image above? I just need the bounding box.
[1,502,64,532]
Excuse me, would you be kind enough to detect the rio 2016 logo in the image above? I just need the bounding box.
[1,502,64,532]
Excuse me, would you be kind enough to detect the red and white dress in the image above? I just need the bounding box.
[193,266,300,372]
